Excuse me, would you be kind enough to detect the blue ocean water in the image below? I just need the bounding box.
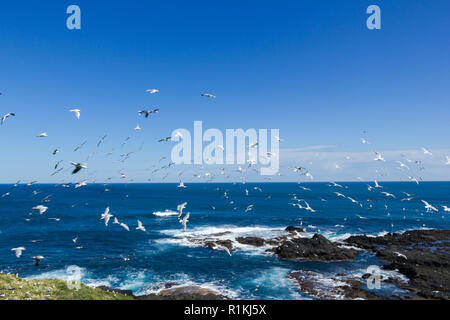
[1,182,449,299]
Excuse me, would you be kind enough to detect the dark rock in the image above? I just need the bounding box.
[344,229,450,299]
[235,237,266,247]
[287,270,381,300]
[198,239,234,250]
[136,285,227,300]
[275,234,358,261]
[285,226,304,233]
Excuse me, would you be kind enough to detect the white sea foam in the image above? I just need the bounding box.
[156,225,288,254]
[159,225,290,241]
[348,265,409,283]
[26,265,88,282]
[243,267,305,300]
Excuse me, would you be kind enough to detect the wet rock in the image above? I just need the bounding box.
[211,232,232,237]
[275,234,359,261]
[136,285,227,300]
[192,239,234,250]
[345,229,450,299]
[287,270,381,300]
[285,226,304,233]
[235,237,266,247]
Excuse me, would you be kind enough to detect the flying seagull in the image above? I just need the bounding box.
[11,247,25,258]
[396,161,410,170]
[31,256,44,266]
[70,109,81,119]
[119,222,130,231]
[74,141,87,152]
[374,180,383,188]
[393,252,407,260]
[100,207,113,226]
[421,147,433,156]
[71,162,87,174]
[37,132,48,138]
[138,109,159,118]
[146,89,159,94]
[158,137,171,142]
[373,152,385,162]
[136,220,146,232]
[177,180,187,188]
[180,212,190,231]
[32,205,48,215]
[201,93,216,98]
[421,200,438,213]
[177,202,188,219]
[1,112,15,125]
[381,192,396,198]
[75,180,88,188]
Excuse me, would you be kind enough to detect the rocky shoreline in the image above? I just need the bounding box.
[3,228,448,300]
[344,229,450,299]
[176,227,450,300]
[98,284,227,300]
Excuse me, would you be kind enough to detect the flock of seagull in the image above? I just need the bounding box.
[2,89,450,267]
[2,89,218,265]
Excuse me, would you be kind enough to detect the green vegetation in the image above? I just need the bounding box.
[0,273,134,300]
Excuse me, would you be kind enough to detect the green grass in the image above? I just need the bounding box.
[0,273,134,300]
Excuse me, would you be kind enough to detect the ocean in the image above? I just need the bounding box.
[1,182,449,299]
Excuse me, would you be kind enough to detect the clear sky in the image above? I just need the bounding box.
[0,0,449,183]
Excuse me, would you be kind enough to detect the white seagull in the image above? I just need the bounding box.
[360,138,370,144]
[373,152,385,162]
[180,212,190,231]
[381,192,396,198]
[421,200,438,213]
[119,222,130,231]
[69,109,81,119]
[136,220,146,232]
[36,132,48,138]
[75,180,88,188]
[1,112,15,125]
[32,205,48,215]
[177,180,187,188]
[201,93,216,98]
[421,147,433,156]
[146,89,159,94]
[100,207,113,226]
[177,202,188,219]
[245,204,255,212]
[11,247,26,258]
[396,161,410,170]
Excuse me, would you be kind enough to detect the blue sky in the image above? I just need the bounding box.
[0,0,449,182]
